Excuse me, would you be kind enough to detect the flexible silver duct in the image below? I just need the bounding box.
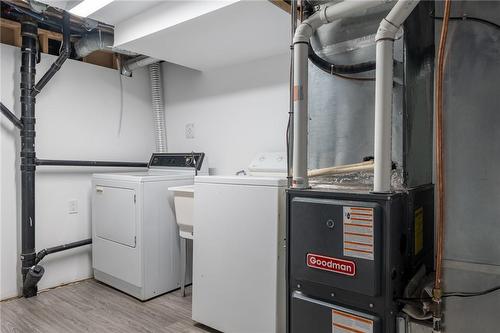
[148,62,167,152]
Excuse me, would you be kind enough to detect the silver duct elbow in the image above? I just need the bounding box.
[74,31,114,59]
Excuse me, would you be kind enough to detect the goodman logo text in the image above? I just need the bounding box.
[306,253,356,277]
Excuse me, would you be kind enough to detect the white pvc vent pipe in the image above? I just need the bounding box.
[373,0,420,192]
[149,62,167,153]
[291,0,395,188]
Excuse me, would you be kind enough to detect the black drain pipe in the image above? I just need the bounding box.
[20,16,39,298]
[36,159,148,168]
[0,102,24,129]
[0,10,149,298]
[35,239,92,264]
[31,12,70,98]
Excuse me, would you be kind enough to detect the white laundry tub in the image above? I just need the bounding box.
[169,185,194,239]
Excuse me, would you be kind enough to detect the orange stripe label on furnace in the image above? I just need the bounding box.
[332,309,374,333]
[343,206,374,261]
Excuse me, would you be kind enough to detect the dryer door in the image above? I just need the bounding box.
[94,186,137,248]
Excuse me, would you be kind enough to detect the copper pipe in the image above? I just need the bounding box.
[434,0,451,294]
[433,1,451,331]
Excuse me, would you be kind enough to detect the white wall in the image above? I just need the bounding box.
[0,44,154,300]
[1,45,289,300]
[163,53,289,175]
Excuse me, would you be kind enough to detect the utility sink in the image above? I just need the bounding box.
[169,185,194,239]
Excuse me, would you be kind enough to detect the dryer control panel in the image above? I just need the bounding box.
[148,153,205,170]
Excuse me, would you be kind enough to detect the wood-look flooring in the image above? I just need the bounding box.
[0,279,218,333]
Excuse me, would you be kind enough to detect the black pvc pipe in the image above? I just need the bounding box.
[35,238,92,264]
[308,44,376,74]
[23,265,45,294]
[2,1,113,35]
[31,12,70,98]
[302,1,376,76]
[0,102,23,129]
[3,2,49,26]
[20,17,38,298]
[36,159,148,168]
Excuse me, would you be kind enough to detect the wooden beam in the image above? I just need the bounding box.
[38,32,49,53]
[0,17,20,30]
[269,0,292,14]
[1,18,62,43]
[13,26,22,47]
[83,50,116,69]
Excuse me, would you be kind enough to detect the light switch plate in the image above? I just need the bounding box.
[185,123,195,139]
[68,200,78,214]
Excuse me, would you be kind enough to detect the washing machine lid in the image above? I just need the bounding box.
[195,175,287,187]
[247,152,286,176]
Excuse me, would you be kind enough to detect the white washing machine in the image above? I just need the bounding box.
[92,153,206,300]
[192,152,287,333]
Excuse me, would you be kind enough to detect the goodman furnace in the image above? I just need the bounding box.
[286,187,434,333]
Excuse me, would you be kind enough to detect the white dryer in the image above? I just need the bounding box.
[192,152,287,333]
[92,153,206,300]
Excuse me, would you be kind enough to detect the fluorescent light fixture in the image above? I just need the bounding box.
[69,0,115,18]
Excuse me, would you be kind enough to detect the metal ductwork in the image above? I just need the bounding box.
[121,55,159,77]
[74,31,114,58]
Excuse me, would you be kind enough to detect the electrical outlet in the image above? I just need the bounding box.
[68,200,78,214]
[185,123,195,139]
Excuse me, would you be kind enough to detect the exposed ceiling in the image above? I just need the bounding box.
[38,0,165,25]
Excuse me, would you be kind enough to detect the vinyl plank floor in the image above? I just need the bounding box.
[0,279,218,333]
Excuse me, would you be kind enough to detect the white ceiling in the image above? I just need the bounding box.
[112,1,240,47]
[37,0,81,11]
[89,1,165,26]
[115,1,291,70]
[38,0,291,71]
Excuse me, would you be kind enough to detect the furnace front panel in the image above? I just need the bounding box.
[287,188,433,333]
